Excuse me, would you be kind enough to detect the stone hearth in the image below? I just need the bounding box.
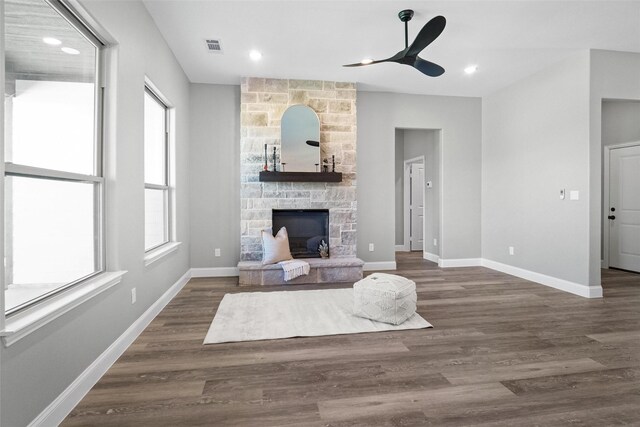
[238,258,364,286]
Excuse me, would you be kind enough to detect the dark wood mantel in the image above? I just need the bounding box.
[259,171,342,183]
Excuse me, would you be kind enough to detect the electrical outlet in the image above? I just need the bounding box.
[214,248,221,257]
[131,288,137,304]
[509,246,515,256]
[433,238,438,247]
[369,243,375,252]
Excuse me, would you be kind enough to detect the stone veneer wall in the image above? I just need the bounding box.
[240,77,357,261]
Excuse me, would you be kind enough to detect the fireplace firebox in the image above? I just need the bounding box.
[272,209,329,258]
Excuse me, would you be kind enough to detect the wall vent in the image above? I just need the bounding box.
[205,39,223,53]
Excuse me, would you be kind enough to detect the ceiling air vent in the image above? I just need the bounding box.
[205,39,223,53]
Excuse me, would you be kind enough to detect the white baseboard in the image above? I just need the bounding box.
[481,259,603,299]
[28,270,192,427]
[423,252,440,263]
[394,245,408,252]
[363,261,397,271]
[438,258,482,268]
[190,267,239,277]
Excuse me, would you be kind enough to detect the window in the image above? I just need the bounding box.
[3,0,104,314]
[144,87,170,252]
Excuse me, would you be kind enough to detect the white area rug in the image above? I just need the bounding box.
[203,288,432,344]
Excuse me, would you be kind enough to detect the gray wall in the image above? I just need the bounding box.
[482,49,640,291]
[394,129,440,256]
[0,1,192,425]
[187,90,480,266]
[358,92,481,264]
[482,52,592,286]
[589,50,640,281]
[189,84,241,268]
[394,129,404,245]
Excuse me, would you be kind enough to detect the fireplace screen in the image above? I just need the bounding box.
[272,209,329,258]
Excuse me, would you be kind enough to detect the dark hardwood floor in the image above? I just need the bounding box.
[64,253,640,426]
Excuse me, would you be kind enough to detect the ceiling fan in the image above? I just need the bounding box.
[343,9,446,77]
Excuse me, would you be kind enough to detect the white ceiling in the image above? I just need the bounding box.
[143,1,640,97]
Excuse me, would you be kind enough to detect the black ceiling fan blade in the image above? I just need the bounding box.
[342,58,393,67]
[413,57,445,77]
[406,15,446,57]
[343,49,407,67]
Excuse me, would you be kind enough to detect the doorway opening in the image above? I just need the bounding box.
[394,128,441,263]
[405,156,424,252]
[601,100,640,274]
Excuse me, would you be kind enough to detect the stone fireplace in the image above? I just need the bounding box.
[240,77,358,262]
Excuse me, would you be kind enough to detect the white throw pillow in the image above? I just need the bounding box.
[262,227,293,265]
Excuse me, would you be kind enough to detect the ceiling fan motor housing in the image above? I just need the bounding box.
[398,9,414,22]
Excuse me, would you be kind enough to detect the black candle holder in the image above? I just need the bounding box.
[272,147,277,172]
[263,144,269,171]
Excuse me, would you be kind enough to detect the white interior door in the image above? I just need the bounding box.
[609,144,640,272]
[410,163,424,251]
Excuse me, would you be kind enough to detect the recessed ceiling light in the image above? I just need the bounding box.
[464,65,478,75]
[43,37,61,46]
[360,58,373,65]
[249,50,262,61]
[61,47,80,55]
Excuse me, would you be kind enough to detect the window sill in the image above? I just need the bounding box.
[1,271,127,347]
[144,241,181,267]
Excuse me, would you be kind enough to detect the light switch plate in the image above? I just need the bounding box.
[369,243,375,252]
[570,190,579,201]
[560,189,565,200]
[214,248,221,257]
[426,181,433,188]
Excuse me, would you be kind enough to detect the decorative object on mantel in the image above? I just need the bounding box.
[281,163,286,172]
[322,158,329,173]
[343,10,446,77]
[258,171,342,183]
[332,155,336,172]
[318,240,329,258]
[263,143,269,172]
[272,146,277,172]
[281,105,320,172]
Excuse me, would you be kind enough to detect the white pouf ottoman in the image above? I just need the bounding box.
[353,273,417,325]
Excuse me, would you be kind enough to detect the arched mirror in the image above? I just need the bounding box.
[280,104,320,172]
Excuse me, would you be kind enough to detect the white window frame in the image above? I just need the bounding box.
[143,81,178,263]
[0,0,126,345]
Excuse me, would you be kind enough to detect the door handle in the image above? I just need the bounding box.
[608,215,616,220]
